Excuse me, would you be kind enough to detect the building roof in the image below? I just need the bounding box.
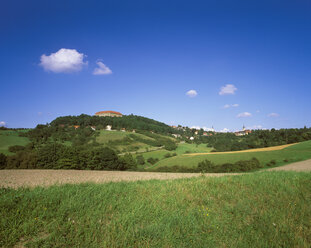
[95,111,122,115]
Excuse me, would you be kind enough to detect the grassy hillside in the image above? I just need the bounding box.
[96,130,173,153]
[153,140,311,169]
[0,130,30,155]
[175,143,212,154]
[96,130,154,143]
[1,171,310,247]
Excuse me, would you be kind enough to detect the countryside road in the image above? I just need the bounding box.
[1,159,310,188]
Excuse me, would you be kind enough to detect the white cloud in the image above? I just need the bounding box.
[186,90,198,97]
[0,121,6,126]
[223,104,230,109]
[93,61,112,75]
[219,84,237,95]
[190,126,214,131]
[220,128,230,133]
[237,112,252,118]
[40,48,87,73]
[223,103,239,109]
[247,125,264,130]
[191,126,201,130]
[268,113,279,117]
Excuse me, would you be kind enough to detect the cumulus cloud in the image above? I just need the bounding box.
[186,90,198,97]
[220,128,230,133]
[0,121,6,126]
[219,84,237,95]
[93,61,112,75]
[40,48,87,73]
[268,113,279,117]
[223,103,239,109]
[237,112,252,118]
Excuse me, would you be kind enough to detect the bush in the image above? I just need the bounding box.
[0,153,7,169]
[136,155,145,165]
[164,153,172,158]
[197,160,215,172]
[147,157,159,165]
[8,145,25,153]
[119,154,137,170]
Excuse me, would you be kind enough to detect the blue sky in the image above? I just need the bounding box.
[1,0,311,131]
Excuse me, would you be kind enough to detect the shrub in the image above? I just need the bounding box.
[0,153,7,169]
[136,155,145,165]
[8,145,25,153]
[197,160,215,172]
[147,157,159,165]
[164,153,172,158]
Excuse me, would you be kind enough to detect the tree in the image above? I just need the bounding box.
[136,155,145,165]
[0,153,7,169]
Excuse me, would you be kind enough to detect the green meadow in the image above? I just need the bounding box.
[1,171,310,247]
[0,130,29,155]
[153,140,311,170]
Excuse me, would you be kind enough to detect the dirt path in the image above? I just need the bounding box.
[184,143,297,156]
[1,158,310,188]
[268,159,311,172]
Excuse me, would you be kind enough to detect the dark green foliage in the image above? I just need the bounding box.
[197,159,215,172]
[119,154,137,170]
[201,128,311,152]
[8,145,25,153]
[147,157,159,165]
[163,140,177,151]
[0,153,7,169]
[136,155,145,165]
[51,114,174,135]
[155,157,263,173]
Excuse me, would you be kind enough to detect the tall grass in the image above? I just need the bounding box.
[1,171,310,247]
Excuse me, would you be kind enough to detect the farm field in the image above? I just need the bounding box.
[1,171,310,247]
[0,130,30,155]
[153,140,311,170]
[1,159,310,188]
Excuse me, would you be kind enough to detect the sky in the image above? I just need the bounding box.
[1,0,311,132]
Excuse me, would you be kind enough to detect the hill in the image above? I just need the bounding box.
[0,129,30,155]
[51,114,175,134]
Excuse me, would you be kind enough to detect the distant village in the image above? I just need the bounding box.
[83,110,253,140]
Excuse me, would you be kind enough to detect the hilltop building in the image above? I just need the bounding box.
[95,111,123,117]
[235,125,252,136]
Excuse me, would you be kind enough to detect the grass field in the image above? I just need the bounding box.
[175,143,212,155]
[0,130,30,155]
[153,140,311,170]
[1,171,310,247]
[96,130,170,153]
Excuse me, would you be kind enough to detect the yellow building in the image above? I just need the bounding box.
[95,111,123,117]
